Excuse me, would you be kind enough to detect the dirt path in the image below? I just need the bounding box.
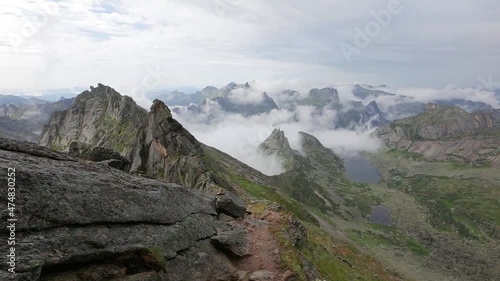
[233,211,295,281]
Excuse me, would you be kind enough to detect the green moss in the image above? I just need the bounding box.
[387,148,426,161]
[101,114,139,155]
[143,247,166,271]
[304,225,396,281]
[50,144,63,151]
[272,226,307,280]
[406,239,429,256]
[387,173,498,240]
[158,167,165,178]
[232,176,318,225]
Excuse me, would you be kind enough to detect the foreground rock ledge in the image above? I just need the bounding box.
[0,138,238,281]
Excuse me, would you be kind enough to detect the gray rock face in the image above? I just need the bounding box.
[259,128,295,171]
[130,99,236,195]
[215,191,247,218]
[68,141,131,170]
[0,137,238,281]
[211,221,250,258]
[39,86,245,210]
[39,84,148,156]
[286,217,307,247]
[308,87,341,106]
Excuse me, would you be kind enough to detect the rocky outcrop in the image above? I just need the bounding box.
[215,189,247,218]
[211,221,251,258]
[260,130,367,221]
[130,100,234,194]
[0,137,240,281]
[39,87,246,215]
[68,141,131,171]
[39,84,148,156]
[298,87,340,108]
[213,92,279,116]
[259,128,295,171]
[374,104,500,166]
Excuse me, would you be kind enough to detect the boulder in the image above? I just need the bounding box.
[249,270,276,281]
[68,141,131,171]
[0,138,237,281]
[211,221,251,258]
[216,190,247,218]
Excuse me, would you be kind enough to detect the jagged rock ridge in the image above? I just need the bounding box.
[130,99,232,194]
[39,84,148,156]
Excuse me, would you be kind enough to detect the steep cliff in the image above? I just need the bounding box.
[39,84,148,156]
[130,99,234,195]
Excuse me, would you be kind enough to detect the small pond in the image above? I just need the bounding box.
[343,154,382,184]
[369,205,392,226]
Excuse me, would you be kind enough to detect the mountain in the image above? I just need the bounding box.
[0,94,45,105]
[352,84,396,99]
[23,83,499,281]
[212,92,279,116]
[158,82,280,116]
[296,87,341,108]
[0,98,74,142]
[39,83,148,156]
[374,103,500,167]
[259,129,378,221]
[153,90,204,106]
[35,84,410,281]
[336,100,388,128]
[433,99,493,112]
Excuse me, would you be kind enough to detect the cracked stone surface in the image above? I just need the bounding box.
[0,138,237,281]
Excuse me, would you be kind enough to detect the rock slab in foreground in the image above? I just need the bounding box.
[0,138,238,281]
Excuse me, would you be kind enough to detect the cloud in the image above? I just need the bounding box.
[227,88,266,104]
[173,81,385,175]
[1,0,499,98]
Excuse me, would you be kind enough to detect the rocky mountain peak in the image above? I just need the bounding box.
[260,128,291,151]
[39,84,148,156]
[259,129,295,171]
[366,100,382,114]
[150,98,173,118]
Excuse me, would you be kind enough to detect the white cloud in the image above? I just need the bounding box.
[227,88,265,104]
[0,0,499,97]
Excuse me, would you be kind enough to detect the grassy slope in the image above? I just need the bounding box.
[357,148,500,280]
[203,145,408,281]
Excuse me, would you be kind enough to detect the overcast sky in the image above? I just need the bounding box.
[1,0,499,94]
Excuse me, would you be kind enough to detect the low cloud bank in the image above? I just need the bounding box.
[170,79,498,175]
[174,101,381,175]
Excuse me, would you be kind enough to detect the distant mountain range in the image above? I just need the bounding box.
[0,97,74,142]
[153,83,497,131]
